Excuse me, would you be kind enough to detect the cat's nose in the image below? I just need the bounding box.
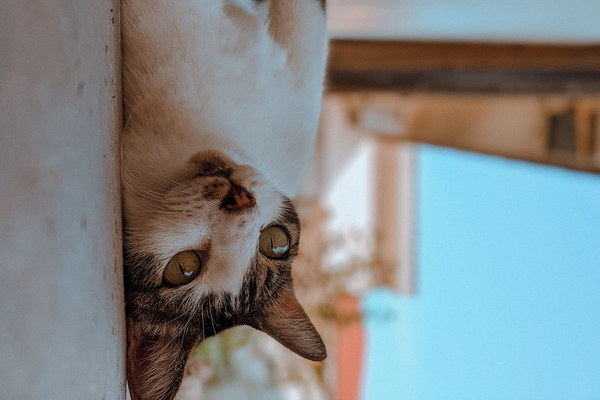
[220,183,256,212]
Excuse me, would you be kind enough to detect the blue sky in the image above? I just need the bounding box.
[362,146,600,400]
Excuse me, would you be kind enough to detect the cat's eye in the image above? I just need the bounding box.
[163,250,202,286]
[259,226,290,259]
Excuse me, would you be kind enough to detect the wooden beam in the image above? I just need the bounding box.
[327,40,600,93]
[329,40,600,72]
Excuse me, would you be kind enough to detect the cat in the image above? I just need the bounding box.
[120,0,329,399]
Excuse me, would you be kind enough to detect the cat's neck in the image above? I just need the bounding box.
[122,0,328,197]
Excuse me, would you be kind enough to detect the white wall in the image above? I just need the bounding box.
[0,1,125,399]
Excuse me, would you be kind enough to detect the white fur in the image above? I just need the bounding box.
[122,0,328,195]
[121,0,328,296]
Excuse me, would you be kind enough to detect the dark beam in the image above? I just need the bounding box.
[327,40,600,93]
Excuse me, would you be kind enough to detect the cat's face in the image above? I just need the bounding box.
[123,151,326,400]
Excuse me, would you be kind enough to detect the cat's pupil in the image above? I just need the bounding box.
[163,250,202,285]
[271,238,288,255]
[273,246,287,255]
[259,226,290,259]
[179,263,194,277]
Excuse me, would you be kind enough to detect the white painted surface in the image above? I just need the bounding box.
[0,1,125,399]
[328,0,600,42]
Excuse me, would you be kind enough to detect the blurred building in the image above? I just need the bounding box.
[298,1,600,399]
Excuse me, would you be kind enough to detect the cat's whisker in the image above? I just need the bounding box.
[179,309,197,345]
[200,305,206,342]
[162,309,189,326]
[207,297,218,337]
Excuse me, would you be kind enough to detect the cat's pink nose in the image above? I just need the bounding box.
[221,183,256,211]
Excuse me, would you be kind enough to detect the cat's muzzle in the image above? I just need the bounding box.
[220,182,256,212]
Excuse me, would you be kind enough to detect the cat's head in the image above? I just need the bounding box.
[123,150,326,400]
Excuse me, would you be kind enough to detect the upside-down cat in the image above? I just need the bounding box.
[121,0,328,398]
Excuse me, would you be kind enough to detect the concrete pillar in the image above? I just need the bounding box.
[0,1,125,399]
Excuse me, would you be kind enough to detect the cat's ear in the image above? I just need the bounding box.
[126,317,192,400]
[252,288,327,361]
